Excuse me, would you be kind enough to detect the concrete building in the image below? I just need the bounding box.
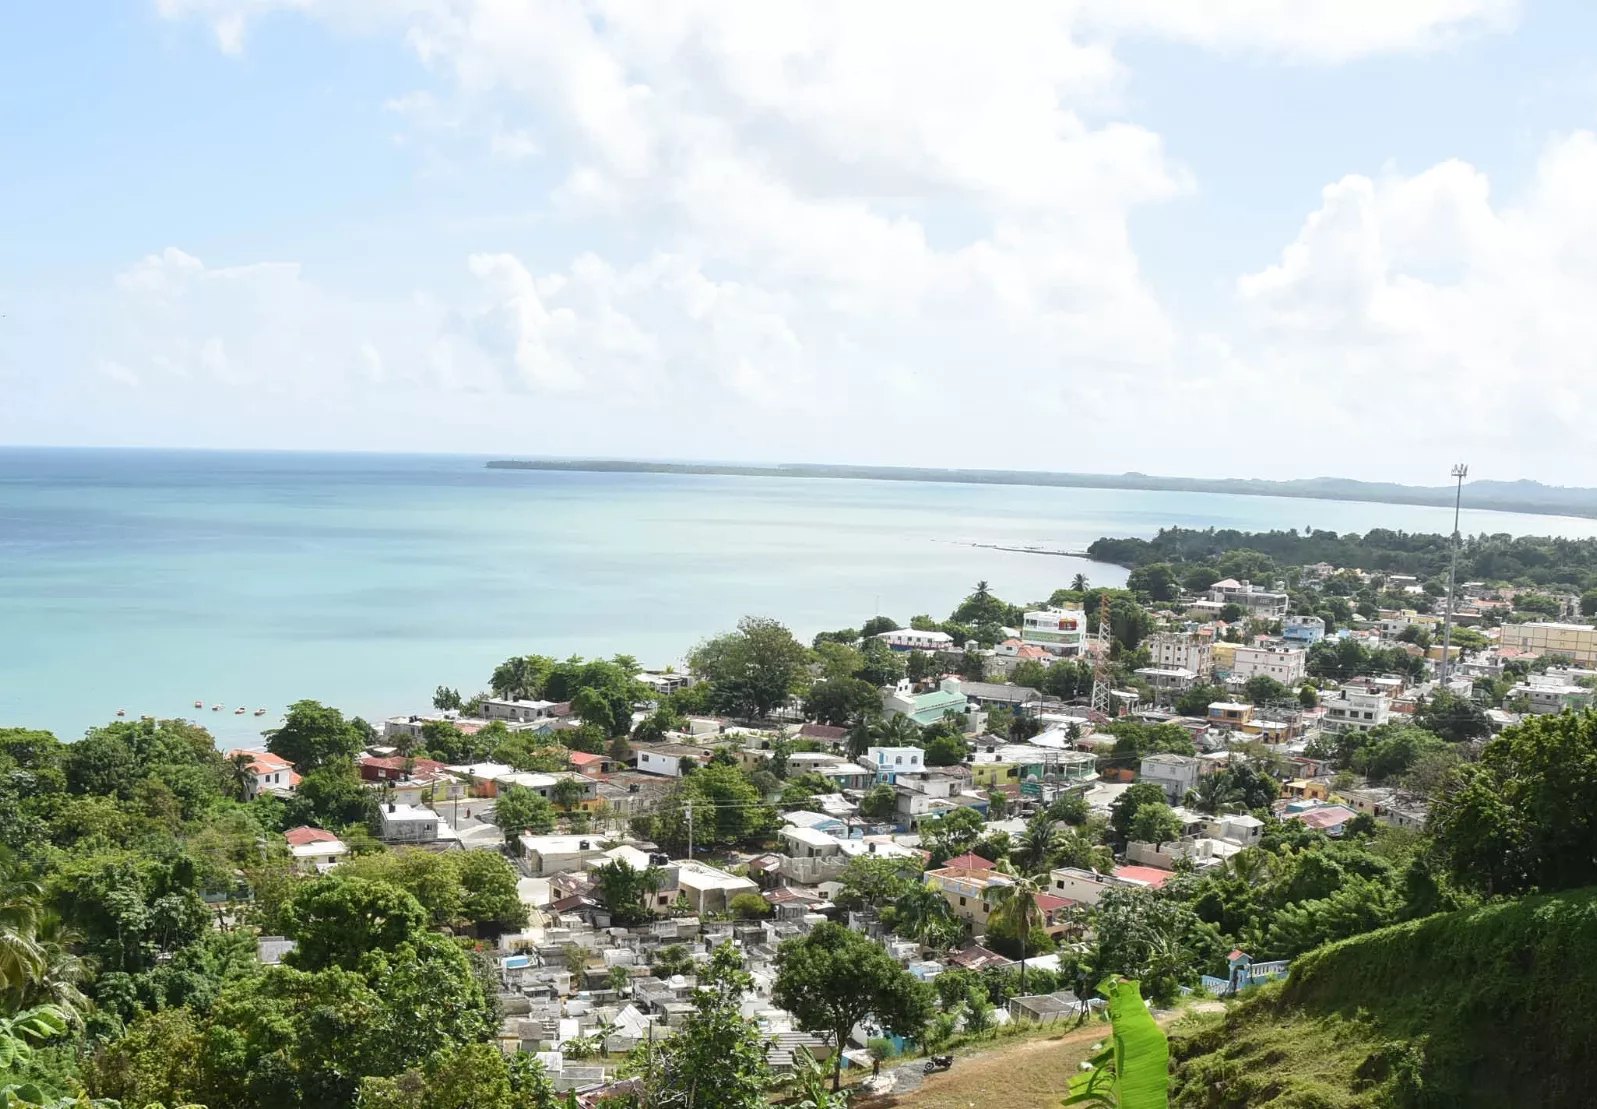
[1020,607,1087,657]
[1207,702,1253,729]
[378,803,439,844]
[226,749,300,800]
[1133,667,1198,700]
[1499,622,1597,665]
[1321,687,1392,733]
[876,628,957,652]
[861,746,924,784]
[956,680,1041,708]
[988,639,1055,678]
[483,698,560,723]
[1143,631,1213,680]
[1208,579,1289,619]
[882,679,968,726]
[1048,864,1172,906]
[674,860,759,915]
[519,834,613,877]
[1229,646,1307,688]
[1139,753,1202,803]
[1508,674,1594,715]
[1282,615,1326,645]
[284,826,347,873]
[634,745,715,778]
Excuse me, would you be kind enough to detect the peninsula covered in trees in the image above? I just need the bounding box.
[486,458,1597,519]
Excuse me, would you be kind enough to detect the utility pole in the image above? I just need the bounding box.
[1439,463,1468,686]
[685,800,693,860]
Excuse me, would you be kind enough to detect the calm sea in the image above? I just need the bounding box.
[5,448,1596,746]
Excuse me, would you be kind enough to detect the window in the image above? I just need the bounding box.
[959,896,966,906]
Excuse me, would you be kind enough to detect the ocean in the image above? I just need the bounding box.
[5,447,1597,747]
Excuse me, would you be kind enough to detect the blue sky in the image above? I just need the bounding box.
[4,1,1597,483]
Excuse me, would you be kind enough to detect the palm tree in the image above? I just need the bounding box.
[0,851,44,996]
[1071,574,1089,592]
[1012,813,1061,876]
[225,751,256,801]
[852,714,921,759]
[974,580,991,601]
[12,914,88,1024]
[987,861,1050,996]
[1191,772,1243,815]
[1224,847,1272,888]
[894,881,958,950]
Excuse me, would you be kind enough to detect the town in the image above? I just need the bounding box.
[7,526,1597,1108]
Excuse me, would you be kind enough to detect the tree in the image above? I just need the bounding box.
[986,861,1051,995]
[1047,792,1090,826]
[266,700,364,771]
[1128,802,1183,848]
[451,851,531,934]
[489,655,555,701]
[860,616,900,638]
[858,784,899,823]
[729,892,771,920]
[849,713,921,758]
[1175,683,1227,717]
[892,881,959,949]
[1190,772,1242,815]
[288,757,378,829]
[281,875,428,971]
[652,943,695,978]
[1241,675,1289,706]
[1298,684,1319,709]
[833,856,918,911]
[491,785,557,836]
[774,922,934,1091]
[1089,888,1211,1006]
[1126,563,1179,603]
[922,733,968,767]
[691,617,812,719]
[1012,813,1062,876]
[550,777,585,812]
[570,686,631,738]
[918,807,985,864]
[1416,689,1491,744]
[856,637,907,687]
[1071,573,1090,592]
[432,686,463,711]
[591,859,663,925]
[652,941,772,1109]
[1108,782,1168,841]
[803,678,883,727]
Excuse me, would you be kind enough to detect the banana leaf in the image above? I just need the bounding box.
[1062,978,1169,1109]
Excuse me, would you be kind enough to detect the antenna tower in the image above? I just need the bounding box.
[1090,593,1113,717]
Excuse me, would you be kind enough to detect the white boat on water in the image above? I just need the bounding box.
[234,706,246,715]
[253,708,267,716]
[194,700,204,709]
[115,708,125,717]
[211,704,222,711]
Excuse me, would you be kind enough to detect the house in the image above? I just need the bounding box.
[1321,687,1392,733]
[444,761,517,797]
[1048,864,1171,906]
[633,745,715,778]
[1285,802,1360,836]
[1207,702,1253,729]
[1282,615,1327,645]
[378,802,440,844]
[519,834,612,878]
[483,698,559,723]
[674,860,759,915]
[861,746,924,784]
[796,723,849,748]
[1340,788,1428,831]
[925,864,1076,935]
[1020,607,1087,657]
[283,826,347,872]
[956,680,1042,708]
[1139,753,1201,803]
[882,678,968,726]
[987,640,1056,678]
[876,628,957,652]
[1144,631,1213,680]
[1207,580,1289,619]
[494,771,600,807]
[227,749,300,800]
[1133,667,1198,699]
[360,754,450,783]
[777,825,848,861]
[1230,646,1307,688]
[634,671,693,696]
[568,751,614,776]
[948,943,1013,971]
[1508,674,1594,715]
[782,810,848,837]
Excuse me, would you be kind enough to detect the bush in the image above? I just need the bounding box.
[729,892,772,920]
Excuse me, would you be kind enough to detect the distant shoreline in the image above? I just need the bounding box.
[487,459,1597,521]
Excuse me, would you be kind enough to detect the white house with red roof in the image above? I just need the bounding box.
[1048,863,1172,906]
[283,826,348,873]
[228,749,300,800]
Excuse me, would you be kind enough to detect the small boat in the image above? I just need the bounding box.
[253,708,267,716]
[234,706,246,715]
[194,700,204,709]
[212,704,223,711]
[115,708,126,717]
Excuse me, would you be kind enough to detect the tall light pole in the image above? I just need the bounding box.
[1439,463,1468,686]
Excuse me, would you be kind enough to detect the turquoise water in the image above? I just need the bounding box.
[5,448,1597,746]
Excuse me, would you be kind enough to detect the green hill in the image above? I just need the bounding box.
[1169,887,1597,1108]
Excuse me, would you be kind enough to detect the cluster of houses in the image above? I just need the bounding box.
[223,567,1597,1098]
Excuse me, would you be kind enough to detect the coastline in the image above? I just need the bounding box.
[485,459,1597,521]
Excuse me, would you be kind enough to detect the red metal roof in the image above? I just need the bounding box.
[942,852,996,870]
[283,826,340,847]
[1113,865,1174,888]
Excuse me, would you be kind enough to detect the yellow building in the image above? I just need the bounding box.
[1212,641,1238,672]
[1282,779,1329,802]
[1500,622,1597,665]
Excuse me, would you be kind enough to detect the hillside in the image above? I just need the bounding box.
[1168,888,1597,1107]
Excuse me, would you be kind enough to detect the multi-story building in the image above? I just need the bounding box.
[860,746,924,784]
[882,678,969,726]
[1208,579,1290,619]
[1140,752,1202,803]
[1230,645,1307,688]
[1020,607,1087,657]
[1282,615,1326,645]
[1144,631,1213,679]
[1500,622,1597,665]
[1321,687,1392,733]
[1508,674,1594,715]
[1133,667,1198,700]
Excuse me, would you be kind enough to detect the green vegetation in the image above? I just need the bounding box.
[1170,889,1597,1108]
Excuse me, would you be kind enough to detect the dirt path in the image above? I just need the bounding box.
[854,1025,1109,1109]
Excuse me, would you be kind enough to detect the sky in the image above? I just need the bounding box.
[4,1,1597,484]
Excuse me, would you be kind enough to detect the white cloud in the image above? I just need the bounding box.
[1233,133,1597,470]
